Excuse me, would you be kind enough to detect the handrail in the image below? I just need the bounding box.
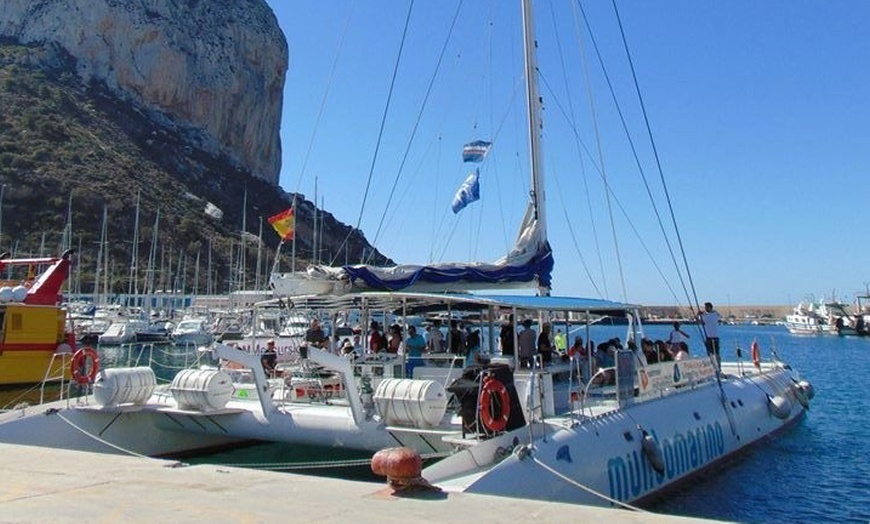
[39,351,73,405]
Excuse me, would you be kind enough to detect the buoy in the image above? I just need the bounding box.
[71,347,100,385]
[371,447,440,493]
[478,376,511,434]
[641,431,665,475]
[750,340,761,369]
[767,394,792,420]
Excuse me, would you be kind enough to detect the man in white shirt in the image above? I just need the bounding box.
[697,302,721,369]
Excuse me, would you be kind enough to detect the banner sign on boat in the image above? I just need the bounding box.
[637,359,717,396]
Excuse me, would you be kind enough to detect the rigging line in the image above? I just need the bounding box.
[575,0,694,311]
[360,0,466,265]
[332,0,417,265]
[610,0,702,313]
[549,159,604,298]
[430,135,442,263]
[288,0,357,240]
[560,7,628,303]
[545,0,605,297]
[379,129,444,260]
[431,75,526,264]
[538,72,681,304]
[437,216,464,263]
[569,0,609,297]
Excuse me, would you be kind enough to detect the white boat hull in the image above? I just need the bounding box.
[425,364,807,507]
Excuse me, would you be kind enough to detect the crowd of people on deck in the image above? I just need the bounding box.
[258,301,725,383]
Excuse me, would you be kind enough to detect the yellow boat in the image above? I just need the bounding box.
[0,251,75,385]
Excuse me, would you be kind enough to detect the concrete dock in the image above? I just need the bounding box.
[0,443,723,523]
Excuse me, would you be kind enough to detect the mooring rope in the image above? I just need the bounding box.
[217,451,452,471]
[53,410,155,460]
[530,454,647,512]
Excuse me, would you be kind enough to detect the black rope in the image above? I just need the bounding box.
[360,0,467,265]
[331,0,418,265]
[609,0,702,317]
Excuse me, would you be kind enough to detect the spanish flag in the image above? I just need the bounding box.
[268,207,295,240]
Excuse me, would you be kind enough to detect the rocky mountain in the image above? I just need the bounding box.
[0,2,389,295]
[1,0,285,183]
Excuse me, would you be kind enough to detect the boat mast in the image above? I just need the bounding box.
[239,186,248,291]
[93,205,107,306]
[128,191,141,297]
[521,0,548,295]
[145,210,159,317]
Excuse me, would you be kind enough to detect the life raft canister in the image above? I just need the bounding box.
[479,375,511,433]
[71,347,100,385]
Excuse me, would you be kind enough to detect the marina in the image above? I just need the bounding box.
[0,1,867,523]
[0,323,865,523]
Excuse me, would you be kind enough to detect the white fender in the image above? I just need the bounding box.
[798,380,815,400]
[767,394,792,420]
[790,383,810,409]
[641,432,665,475]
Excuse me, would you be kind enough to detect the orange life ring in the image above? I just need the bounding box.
[479,376,511,433]
[750,340,761,368]
[71,347,100,385]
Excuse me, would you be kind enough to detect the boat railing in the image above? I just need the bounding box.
[577,355,718,418]
[39,351,74,404]
[104,342,207,385]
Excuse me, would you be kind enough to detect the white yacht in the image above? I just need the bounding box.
[171,317,214,347]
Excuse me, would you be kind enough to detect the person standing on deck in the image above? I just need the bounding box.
[554,328,567,356]
[426,319,444,353]
[537,323,554,365]
[697,302,721,369]
[404,325,426,376]
[499,314,515,357]
[517,318,536,369]
[369,321,386,353]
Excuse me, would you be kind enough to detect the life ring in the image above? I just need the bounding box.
[479,376,511,433]
[750,340,761,368]
[71,347,100,385]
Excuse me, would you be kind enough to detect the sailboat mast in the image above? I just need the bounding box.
[313,174,319,265]
[128,191,140,296]
[522,0,546,237]
[255,216,263,290]
[93,205,107,305]
[240,187,247,290]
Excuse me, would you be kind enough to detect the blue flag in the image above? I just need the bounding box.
[462,140,492,163]
[452,169,481,213]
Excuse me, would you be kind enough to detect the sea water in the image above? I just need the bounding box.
[644,324,870,524]
[1,325,868,523]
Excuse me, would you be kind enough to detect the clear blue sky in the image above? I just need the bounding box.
[264,0,870,307]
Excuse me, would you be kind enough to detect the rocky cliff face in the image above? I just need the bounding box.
[0,0,287,184]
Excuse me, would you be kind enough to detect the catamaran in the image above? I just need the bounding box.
[0,0,813,510]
